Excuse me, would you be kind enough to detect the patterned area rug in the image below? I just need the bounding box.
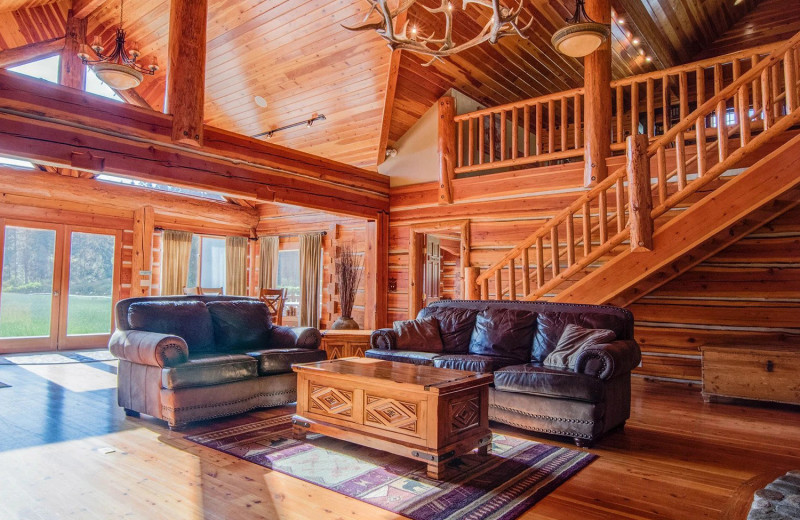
[187,415,596,520]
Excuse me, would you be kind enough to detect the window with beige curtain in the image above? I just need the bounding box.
[225,236,248,296]
[299,232,322,328]
[258,236,279,290]
[161,230,193,295]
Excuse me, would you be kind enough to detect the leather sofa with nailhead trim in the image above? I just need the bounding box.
[366,300,641,446]
[109,295,325,429]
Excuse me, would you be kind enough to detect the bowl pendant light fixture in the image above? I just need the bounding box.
[77,0,158,90]
[551,0,610,58]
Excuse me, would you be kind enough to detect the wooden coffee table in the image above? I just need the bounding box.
[292,357,493,479]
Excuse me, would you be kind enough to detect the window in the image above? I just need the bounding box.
[0,156,34,169]
[9,55,60,84]
[277,250,300,304]
[96,174,227,201]
[187,236,226,292]
[85,67,122,101]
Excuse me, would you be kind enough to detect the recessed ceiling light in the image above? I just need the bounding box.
[618,18,625,25]
[638,48,645,56]
[254,95,268,108]
[632,37,640,45]
[645,55,652,62]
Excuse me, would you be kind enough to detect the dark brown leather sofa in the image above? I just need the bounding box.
[366,300,641,446]
[109,295,326,429]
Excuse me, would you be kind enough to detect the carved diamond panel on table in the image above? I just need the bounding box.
[309,384,353,418]
[364,395,419,435]
[450,396,480,434]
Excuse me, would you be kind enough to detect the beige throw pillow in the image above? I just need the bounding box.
[543,323,616,370]
[393,316,444,353]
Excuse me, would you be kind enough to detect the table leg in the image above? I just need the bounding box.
[292,424,307,440]
[477,444,490,456]
[427,462,445,480]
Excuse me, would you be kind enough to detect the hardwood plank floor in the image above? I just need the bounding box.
[0,352,798,519]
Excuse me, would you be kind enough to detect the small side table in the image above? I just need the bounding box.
[319,329,373,360]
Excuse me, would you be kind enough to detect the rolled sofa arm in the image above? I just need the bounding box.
[574,339,642,380]
[271,325,322,349]
[370,328,397,350]
[108,329,188,368]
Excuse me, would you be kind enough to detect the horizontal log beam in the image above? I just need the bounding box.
[0,167,259,230]
[0,37,64,69]
[0,70,389,219]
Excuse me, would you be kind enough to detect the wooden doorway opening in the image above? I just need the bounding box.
[408,220,470,319]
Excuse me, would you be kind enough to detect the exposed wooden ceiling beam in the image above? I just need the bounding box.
[0,36,64,69]
[376,9,406,166]
[0,167,259,230]
[0,69,389,219]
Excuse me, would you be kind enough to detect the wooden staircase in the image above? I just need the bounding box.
[467,31,800,306]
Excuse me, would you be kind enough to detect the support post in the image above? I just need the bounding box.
[131,206,155,297]
[167,0,208,146]
[60,11,87,90]
[408,232,425,319]
[583,0,611,186]
[364,212,389,329]
[464,266,480,300]
[626,135,653,251]
[438,95,456,205]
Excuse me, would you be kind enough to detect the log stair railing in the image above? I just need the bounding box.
[455,40,796,174]
[468,30,800,303]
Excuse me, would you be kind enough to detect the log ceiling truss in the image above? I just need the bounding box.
[0,0,765,171]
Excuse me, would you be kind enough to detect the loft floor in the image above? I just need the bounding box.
[0,351,798,519]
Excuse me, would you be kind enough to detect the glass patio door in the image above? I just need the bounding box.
[0,221,120,353]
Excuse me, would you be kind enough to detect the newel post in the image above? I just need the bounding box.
[438,95,456,205]
[464,266,480,300]
[626,134,653,251]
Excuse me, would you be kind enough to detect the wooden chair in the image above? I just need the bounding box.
[259,288,286,326]
[183,287,224,295]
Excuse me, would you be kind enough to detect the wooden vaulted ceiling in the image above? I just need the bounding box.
[0,0,763,170]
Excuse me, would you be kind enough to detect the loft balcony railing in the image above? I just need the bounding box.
[453,40,794,175]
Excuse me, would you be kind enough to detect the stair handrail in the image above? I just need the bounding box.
[475,30,800,289]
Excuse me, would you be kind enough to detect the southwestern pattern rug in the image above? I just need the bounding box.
[187,415,596,520]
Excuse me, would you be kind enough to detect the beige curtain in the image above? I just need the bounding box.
[226,236,248,296]
[299,232,322,328]
[161,230,193,295]
[258,236,279,290]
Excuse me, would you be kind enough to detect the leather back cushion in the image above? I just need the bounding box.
[542,324,617,369]
[467,308,538,362]
[128,300,215,354]
[206,300,272,352]
[393,316,444,353]
[417,306,478,353]
[533,311,628,362]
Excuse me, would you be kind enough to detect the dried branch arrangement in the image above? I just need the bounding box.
[335,242,363,319]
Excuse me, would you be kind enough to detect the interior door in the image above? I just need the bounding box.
[0,221,120,353]
[0,220,64,352]
[423,236,441,304]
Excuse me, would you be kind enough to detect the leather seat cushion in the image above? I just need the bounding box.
[207,300,273,352]
[493,363,605,403]
[245,348,327,375]
[365,349,440,366]
[432,354,519,373]
[417,306,479,353]
[533,311,629,362]
[129,300,215,354]
[468,307,538,362]
[162,353,257,390]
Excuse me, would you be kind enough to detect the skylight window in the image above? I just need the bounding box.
[0,156,34,169]
[8,55,60,84]
[96,174,227,201]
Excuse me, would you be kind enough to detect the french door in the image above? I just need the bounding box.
[0,220,121,353]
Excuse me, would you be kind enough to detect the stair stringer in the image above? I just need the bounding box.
[553,132,800,305]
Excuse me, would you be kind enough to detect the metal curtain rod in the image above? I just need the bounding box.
[267,231,328,239]
[252,114,327,139]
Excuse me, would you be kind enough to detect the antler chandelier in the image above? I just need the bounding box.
[78,0,158,90]
[344,0,533,65]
